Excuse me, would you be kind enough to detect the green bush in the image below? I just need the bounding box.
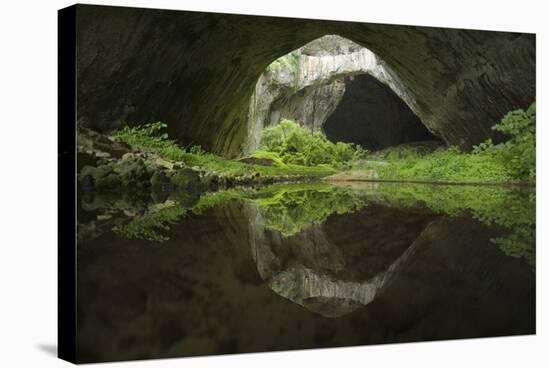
[251,183,366,237]
[377,146,512,183]
[473,102,536,180]
[374,102,536,183]
[259,119,366,167]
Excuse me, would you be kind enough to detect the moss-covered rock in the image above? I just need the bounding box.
[170,168,201,190]
[79,164,122,190]
[113,158,150,187]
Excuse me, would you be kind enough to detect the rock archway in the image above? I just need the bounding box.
[248,35,441,151]
[76,5,535,157]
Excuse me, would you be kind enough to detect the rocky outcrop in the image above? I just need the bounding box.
[268,80,346,134]
[75,5,535,156]
[245,35,414,151]
[76,129,277,195]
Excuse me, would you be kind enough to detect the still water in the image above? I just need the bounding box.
[76,182,535,363]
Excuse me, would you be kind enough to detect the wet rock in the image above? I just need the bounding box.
[114,158,150,187]
[78,127,131,159]
[79,164,121,189]
[170,168,201,190]
[150,170,172,190]
[77,151,100,172]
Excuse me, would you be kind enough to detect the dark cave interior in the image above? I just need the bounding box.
[323,74,440,151]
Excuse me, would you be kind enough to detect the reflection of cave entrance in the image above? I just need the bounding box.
[323,74,439,150]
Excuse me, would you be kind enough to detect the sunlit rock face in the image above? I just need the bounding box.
[245,35,413,151]
[76,5,535,156]
[246,203,438,317]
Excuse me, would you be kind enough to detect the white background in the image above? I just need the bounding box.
[0,0,547,366]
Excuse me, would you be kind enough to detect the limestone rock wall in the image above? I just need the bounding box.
[76,5,535,157]
[245,35,413,151]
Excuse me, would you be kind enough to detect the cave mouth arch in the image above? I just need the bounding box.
[322,74,440,151]
[251,34,442,152]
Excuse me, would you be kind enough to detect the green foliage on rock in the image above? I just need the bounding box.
[112,121,335,179]
[364,102,536,184]
[251,183,366,237]
[112,200,188,242]
[473,102,536,180]
[373,146,513,183]
[259,119,366,167]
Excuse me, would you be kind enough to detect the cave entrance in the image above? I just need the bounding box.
[323,74,439,151]
[251,34,442,152]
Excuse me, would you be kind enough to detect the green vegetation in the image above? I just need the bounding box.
[370,146,513,183]
[266,51,301,91]
[362,102,536,183]
[188,182,366,237]
[252,183,365,237]
[112,122,335,178]
[111,180,534,268]
[368,183,535,267]
[111,189,249,242]
[473,102,536,180]
[112,200,187,242]
[258,119,366,168]
[112,182,366,241]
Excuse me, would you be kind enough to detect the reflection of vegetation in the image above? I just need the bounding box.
[258,119,366,167]
[111,190,248,242]
[104,179,535,269]
[191,188,248,214]
[251,183,365,237]
[371,184,535,267]
[112,122,335,178]
[112,200,187,242]
[365,102,536,183]
[110,183,367,241]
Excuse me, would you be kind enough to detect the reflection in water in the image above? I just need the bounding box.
[76,182,535,363]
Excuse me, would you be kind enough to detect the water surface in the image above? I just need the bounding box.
[76,182,535,363]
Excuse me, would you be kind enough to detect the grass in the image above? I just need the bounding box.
[353,103,536,184]
[112,122,336,179]
[364,147,515,183]
[185,151,336,178]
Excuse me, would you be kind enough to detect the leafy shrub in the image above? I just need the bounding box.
[473,102,536,180]
[113,122,187,161]
[112,121,335,178]
[375,103,536,183]
[377,145,512,183]
[251,183,366,237]
[259,119,366,167]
